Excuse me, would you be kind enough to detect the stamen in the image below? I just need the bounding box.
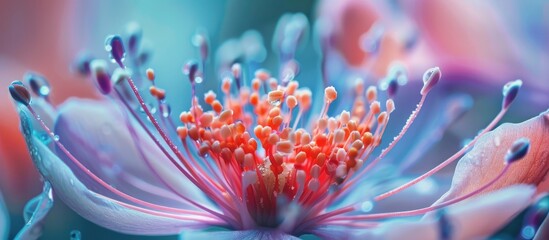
[104,35,126,68]
[375,79,519,201]
[9,81,31,106]
[502,79,522,109]
[24,72,51,100]
[421,67,441,96]
[328,138,529,221]
[126,22,142,55]
[90,60,112,94]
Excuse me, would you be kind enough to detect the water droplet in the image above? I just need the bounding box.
[159,102,171,118]
[520,225,535,239]
[195,76,203,84]
[360,201,374,212]
[270,100,281,107]
[70,230,81,240]
[53,135,60,141]
[494,136,501,147]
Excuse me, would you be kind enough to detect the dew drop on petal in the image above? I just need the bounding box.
[520,225,535,239]
[70,230,81,240]
[494,136,501,147]
[415,177,437,195]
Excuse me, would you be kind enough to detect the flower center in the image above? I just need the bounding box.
[152,64,394,227]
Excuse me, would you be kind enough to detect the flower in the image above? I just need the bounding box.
[6,15,549,240]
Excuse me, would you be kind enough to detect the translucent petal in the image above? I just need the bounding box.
[54,98,210,208]
[435,110,549,203]
[15,181,54,240]
[357,185,535,240]
[19,107,207,235]
[180,228,300,240]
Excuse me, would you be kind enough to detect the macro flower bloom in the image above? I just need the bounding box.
[5,16,549,240]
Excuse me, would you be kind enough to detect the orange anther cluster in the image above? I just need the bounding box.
[169,72,393,225]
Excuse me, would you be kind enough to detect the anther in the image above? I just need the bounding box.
[184,60,200,83]
[298,89,312,109]
[105,35,126,68]
[126,22,142,55]
[340,111,350,125]
[149,86,166,100]
[366,86,377,103]
[505,138,530,164]
[222,77,232,94]
[386,99,395,113]
[286,95,298,109]
[176,126,188,139]
[218,110,233,123]
[502,79,522,109]
[231,63,242,89]
[324,86,338,103]
[24,72,51,98]
[146,68,155,81]
[255,69,270,82]
[90,60,112,94]
[420,67,441,95]
[192,31,209,61]
[9,81,31,106]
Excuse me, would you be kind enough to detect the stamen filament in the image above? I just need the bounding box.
[375,108,508,201]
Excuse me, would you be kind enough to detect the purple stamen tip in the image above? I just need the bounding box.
[421,67,441,95]
[74,52,95,76]
[105,35,126,68]
[24,72,51,98]
[90,60,112,94]
[183,60,199,83]
[502,79,522,109]
[9,81,31,106]
[192,32,209,61]
[126,22,142,54]
[505,137,530,164]
[387,78,398,97]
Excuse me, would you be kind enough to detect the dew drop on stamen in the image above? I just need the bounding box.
[360,200,374,212]
[270,100,281,107]
[53,135,60,141]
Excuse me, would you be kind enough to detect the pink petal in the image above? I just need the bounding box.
[401,0,523,82]
[54,98,209,208]
[360,184,535,240]
[436,110,549,203]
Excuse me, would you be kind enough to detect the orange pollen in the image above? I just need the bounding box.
[172,77,393,227]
